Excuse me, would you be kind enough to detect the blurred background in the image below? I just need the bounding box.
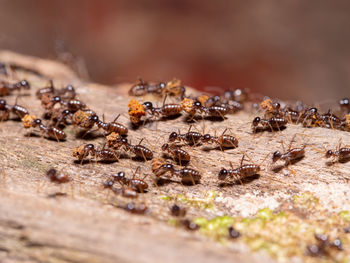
[0,0,349,103]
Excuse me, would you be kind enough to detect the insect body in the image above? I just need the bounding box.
[46,168,69,183]
[161,143,190,163]
[22,115,66,141]
[153,163,201,184]
[72,144,118,161]
[252,117,287,132]
[272,147,305,165]
[0,99,29,120]
[143,101,183,118]
[110,138,153,160]
[0,79,30,96]
[325,147,350,162]
[200,129,238,149]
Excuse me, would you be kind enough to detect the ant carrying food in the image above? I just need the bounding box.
[161,143,190,164]
[92,114,128,135]
[72,144,119,162]
[22,114,66,141]
[153,162,201,185]
[0,79,30,96]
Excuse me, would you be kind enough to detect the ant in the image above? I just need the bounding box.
[272,135,306,165]
[191,101,229,119]
[143,97,183,119]
[168,126,202,146]
[129,78,165,96]
[153,162,201,185]
[325,144,350,163]
[41,94,85,112]
[218,155,261,184]
[200,128,239,150]
[106,169,149,193]
[72,144,119,162]
[92,114,128,135]
[161,143,190,164]
[271,134,306,174]
[36,81,76,100]
[103,178,138,199]
[46,168,69,183]
[0,79,30,96]
[22,114,66,141]
[0,98,29,121]
[252,116,288,132]
[318,110,342,129]
[109,138,154,160]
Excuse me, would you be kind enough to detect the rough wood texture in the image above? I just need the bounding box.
[0,51,349,263]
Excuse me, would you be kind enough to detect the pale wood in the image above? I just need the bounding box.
[0,51,349,263]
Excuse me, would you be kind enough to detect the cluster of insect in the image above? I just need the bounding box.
[1,72,349,256]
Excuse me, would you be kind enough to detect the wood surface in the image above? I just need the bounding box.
[0,50,349,263]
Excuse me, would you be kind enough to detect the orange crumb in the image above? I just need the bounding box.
[260,99,273,111]
[151,158,166,173]
[128,99,146,124]
[181,98,195,115]
[22,114,36,128]
[197,95,210,105]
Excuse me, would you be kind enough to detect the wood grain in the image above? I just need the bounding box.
[0,51,349,263]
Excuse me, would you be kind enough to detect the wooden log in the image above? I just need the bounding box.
[0,51,349,263]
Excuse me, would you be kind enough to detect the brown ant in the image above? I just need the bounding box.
[272,135,306,166]
[92,114,128,135]
[0,79,30,96]
[22,114,66,141]
[36,81,76,100]
[252,116,288,132]
[153,162,201,185]
[318,110,342,129]
[218,155,261,184]
[200,128,239,150]
[191,101,229,119]
[161,143,190,164]
[143,98,183,119]
[105,169,149,193]
[72,144,119,162]
[325,144,350,163]
[129,78,165,96]
[41,95,85,112]
[109,138,154,160]
[46,168,69,183]
[168,126,202,146]
[0,98,29,120]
